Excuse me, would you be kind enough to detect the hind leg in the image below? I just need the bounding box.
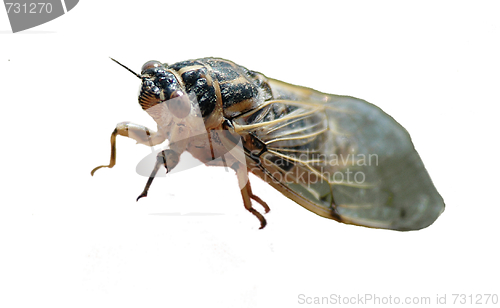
[233,162,270,229]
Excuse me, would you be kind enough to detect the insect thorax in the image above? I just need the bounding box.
[168,58,274,122]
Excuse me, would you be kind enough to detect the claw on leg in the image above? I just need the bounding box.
[250,193,270,214]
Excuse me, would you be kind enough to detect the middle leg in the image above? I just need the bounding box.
[136,149,180,201]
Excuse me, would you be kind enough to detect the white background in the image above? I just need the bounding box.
[1,1,499,307]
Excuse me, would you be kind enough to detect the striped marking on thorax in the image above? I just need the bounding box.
[200,62,224,129]
[176,65,205,78]
[218,75,249,85]
[167,68,185,89]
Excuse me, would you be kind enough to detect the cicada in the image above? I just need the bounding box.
[91,57,444,230]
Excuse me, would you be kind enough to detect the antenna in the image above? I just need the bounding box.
[110,57,141,79]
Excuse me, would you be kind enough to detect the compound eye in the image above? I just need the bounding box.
[141,60,162,73]
[167,91,191,119]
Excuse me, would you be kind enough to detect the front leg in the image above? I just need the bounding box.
[91,122,167,176]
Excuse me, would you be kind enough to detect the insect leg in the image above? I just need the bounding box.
[136,150,180,201]
[233,162,270,229]
[91,122,167,176]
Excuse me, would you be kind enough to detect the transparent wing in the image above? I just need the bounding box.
[231,79,444,231]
